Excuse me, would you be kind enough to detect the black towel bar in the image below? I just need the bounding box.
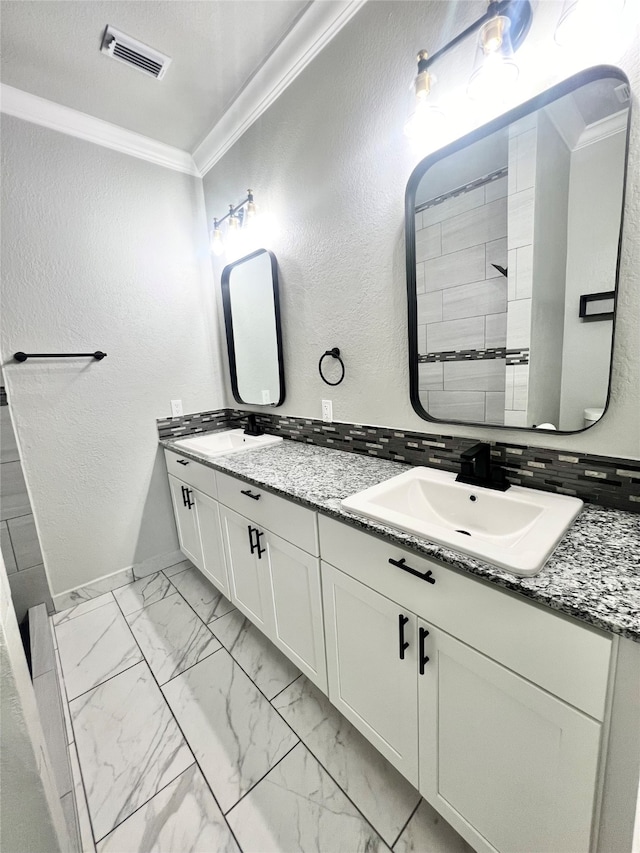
[14,351,107,362]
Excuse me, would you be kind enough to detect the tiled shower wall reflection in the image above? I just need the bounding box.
[416,171,508,425]
[0,374,53,620]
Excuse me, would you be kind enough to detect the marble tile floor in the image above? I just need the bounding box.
[52,560,474,853]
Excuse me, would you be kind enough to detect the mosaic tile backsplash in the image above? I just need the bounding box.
[157,409,640,512]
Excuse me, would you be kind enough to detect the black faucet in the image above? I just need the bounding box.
[456,442,510,491]
[243,413,265,437]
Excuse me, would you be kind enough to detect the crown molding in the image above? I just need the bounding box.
[0,84,199,176]
[574,108,628,150]
[193,0,367,176]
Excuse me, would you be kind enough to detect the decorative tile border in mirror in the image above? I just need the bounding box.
[157,409,640,512]
[419,347,529,365]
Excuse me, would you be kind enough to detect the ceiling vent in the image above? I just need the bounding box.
[100,26,171,80]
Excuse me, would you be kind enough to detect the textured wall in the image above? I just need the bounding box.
[1,117,225,596]
[0,555,66,852]
[202,0,640,460]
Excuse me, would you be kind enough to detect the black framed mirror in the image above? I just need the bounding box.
[221,248,285,406]
[406,66,631,433]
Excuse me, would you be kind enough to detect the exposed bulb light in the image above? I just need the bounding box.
[209,191,263,256]
[404,50,445,139]
[210,219,224,256]
[467,14,519,101]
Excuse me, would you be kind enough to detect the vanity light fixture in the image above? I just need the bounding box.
[404,0,532,135]
[209,190,257,256]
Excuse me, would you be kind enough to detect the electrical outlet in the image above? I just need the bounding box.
[170,399,183,417]
[322,399,333,423]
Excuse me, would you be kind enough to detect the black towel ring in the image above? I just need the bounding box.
[319,348,345,386]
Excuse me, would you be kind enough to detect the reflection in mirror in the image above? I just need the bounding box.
[407,68,630,433]
[221,248,285,406]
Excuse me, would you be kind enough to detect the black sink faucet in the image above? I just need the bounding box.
[244,413,265,437]
[456,442,510,491]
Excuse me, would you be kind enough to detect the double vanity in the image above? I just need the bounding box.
[161,429,640,853]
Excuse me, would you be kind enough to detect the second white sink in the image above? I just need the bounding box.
[341,467,583,576]
[174,429,283,457]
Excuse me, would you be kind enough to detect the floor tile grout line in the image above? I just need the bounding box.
[53,590,116,626]
[158,645,223,688]
[92,762,199,847]
[223,740,301,817]
[268,672,303,703]
[65,658,144,705]
[110,590,245,853]
[265,677,412,849]
[390,797,422,850]
[162,566,234,635]
[113,580,181,618]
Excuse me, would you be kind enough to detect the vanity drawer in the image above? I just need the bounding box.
[164,450,218,499]
[217,471,319,556]
[319,515,612,720]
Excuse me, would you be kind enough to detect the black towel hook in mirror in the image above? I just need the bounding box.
[319,348,345,386]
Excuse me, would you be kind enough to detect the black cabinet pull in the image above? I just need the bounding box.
[181,485,188,507]
[185,488,194,510]
[398,614,409,660]
[241,489,261,501]
[255,529,266,559]
[419,627,430,675]
[248,525,257,554]
[176,459,190,466]
[388,557,435,584]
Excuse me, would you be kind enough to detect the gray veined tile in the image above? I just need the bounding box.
[417,291,443,326]
[61,790,81,853]
[273,677,420,846]
[168,565,234,623]
[210,607,300,700]
[7,563,53,622]
[32,668,73,796]
[163,559,195,578]
[441,277,506,322]
[426,316,485,354]
[69,741,96,853]
[393,799,474,853]
[227,743,388,853]
[53,569,135,614]
[418,362,443,392]
[0,520,17,574]
[126,593,221,684]
[113,571,175,616]
[96,764,239,853]
[53,591,115,626]
[0,460,30,520]
[415,222,441,263]
[443,359,506,392]
[57,600,143,699]
[424,244,486,292]
[441,196,507,256]
[427,391,485,423]
[485,311,507,348]
[162,650,298,812]
[70,662,192,842]
[423,185,485,227]
[7,513,43,570]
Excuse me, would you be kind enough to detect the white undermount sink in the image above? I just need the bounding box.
[173,429,283,457]
[341,467,583,576]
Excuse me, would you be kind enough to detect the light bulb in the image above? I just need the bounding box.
[245,189,257,221]
[467,15,519,101]
[210,223,224,256]
[404,99,445,140]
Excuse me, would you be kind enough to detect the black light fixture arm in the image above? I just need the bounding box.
[212,190,254,229]
[421,0,531,69]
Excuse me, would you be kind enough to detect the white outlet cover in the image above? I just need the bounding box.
[171,399,183,417]
[322,400,333,423]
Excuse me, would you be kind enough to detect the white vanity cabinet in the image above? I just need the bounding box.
[217,472,327,693]
[165,452,230,597]
[319,515,611,853]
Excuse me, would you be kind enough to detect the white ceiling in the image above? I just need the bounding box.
[0,0,311,151]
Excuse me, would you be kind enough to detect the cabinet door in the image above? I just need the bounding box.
[322,562,419,785]
[266,534,327,693]
[168,475,202,567]
[418,621,602,853]
[192,489,230,597]
[219,506,272,634]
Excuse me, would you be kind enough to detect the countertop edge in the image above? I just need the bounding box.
[160,438,640,643]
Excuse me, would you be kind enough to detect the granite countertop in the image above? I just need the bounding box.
[161,437,640,643]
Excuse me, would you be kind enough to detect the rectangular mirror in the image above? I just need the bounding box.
[406,66,630,433]
[221,248,285,406]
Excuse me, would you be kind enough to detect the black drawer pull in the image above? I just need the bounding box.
[176,459,190,466]
[398,614,409,660]
[419,627,430,675]
[241,489,261,501]
[388,557,435,584]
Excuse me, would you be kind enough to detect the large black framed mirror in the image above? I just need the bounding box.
[221,248,285,406]
[406,65,631,433]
